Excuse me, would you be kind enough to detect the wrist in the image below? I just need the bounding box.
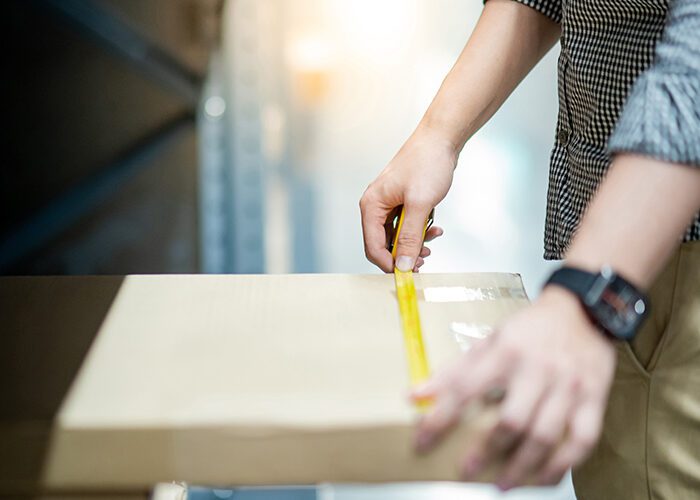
[414,119,465,158]
[543,265,651,341]
[538,285,601,335]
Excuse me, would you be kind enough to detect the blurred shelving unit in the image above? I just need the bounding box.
[1,0,221,274]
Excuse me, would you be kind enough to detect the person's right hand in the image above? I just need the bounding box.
[360,126,458,273]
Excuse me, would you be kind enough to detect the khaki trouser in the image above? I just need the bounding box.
[573,241,700,499]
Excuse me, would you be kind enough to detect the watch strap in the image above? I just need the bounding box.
[546,267,598,301]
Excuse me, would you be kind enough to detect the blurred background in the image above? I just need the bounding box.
[2,0,569,497]
[2,0,560,289]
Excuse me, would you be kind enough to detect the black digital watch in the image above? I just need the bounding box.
[545,266,650,341]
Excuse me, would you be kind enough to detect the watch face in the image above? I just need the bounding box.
[586,271,648,340]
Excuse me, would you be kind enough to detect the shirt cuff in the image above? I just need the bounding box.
[489,0,562,24]
[608,72,700,167]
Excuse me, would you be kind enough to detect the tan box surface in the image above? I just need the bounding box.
[9,273,528,491]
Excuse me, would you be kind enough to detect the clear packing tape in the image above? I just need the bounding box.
[449,321,493,351]
[422,285,527,303]
[422,286,528,352]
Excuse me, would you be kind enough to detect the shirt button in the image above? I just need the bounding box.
[558,129,570,146]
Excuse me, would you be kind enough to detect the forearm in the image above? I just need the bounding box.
[565,154,700,289]
[419,0,560,152]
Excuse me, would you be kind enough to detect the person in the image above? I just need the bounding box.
[359,0,700,498]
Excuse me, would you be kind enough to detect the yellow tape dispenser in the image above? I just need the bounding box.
[386,206,435,393]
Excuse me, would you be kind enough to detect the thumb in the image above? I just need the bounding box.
[394,202,432,271]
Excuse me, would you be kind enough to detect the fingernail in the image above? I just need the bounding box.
[396,256,415,271]
[497,480,513,492]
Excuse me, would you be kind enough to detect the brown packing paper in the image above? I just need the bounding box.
[31,273,527,491]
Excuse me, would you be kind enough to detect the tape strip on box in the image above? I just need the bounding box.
[422,286,526,303]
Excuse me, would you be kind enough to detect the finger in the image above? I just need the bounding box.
[412,362,465,451]
[449,347,513,406]
[415,348,511,452]
[538,398,604,485]
[495,381,573,490]
[410,344,493,402]
[411,352,479,447]
[383,205,404,252]
[461,367,547,480]
[416,257,425,268]
[419,246,431,258]
[415,390,461,452]
[411,362,458,402]
[394,201,433,271]
[424,226,444,242]
[410,330,500,398]
[359,197,394,272]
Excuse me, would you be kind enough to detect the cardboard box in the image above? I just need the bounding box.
[2,273,528,493]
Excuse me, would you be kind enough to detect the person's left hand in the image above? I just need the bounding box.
[411,286,617,490]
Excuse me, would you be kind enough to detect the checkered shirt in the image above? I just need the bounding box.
[507,0,700,259]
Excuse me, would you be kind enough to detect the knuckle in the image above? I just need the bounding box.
[427,402,458,433]
[498,414,526,437]
[397,233,422,247]
[421,414,442,434]
[497,341,521,364]
[582,377,607,399]
[430,410,453,432]
[567,375,585,398]
[542,357,570,378]
[572,429,598,452]
[404,192,432,209]
[530,429,557,449]
[359,192,372,210]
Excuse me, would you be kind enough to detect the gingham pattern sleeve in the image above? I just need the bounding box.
[608,0,700,167]
[484,0,562,24]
